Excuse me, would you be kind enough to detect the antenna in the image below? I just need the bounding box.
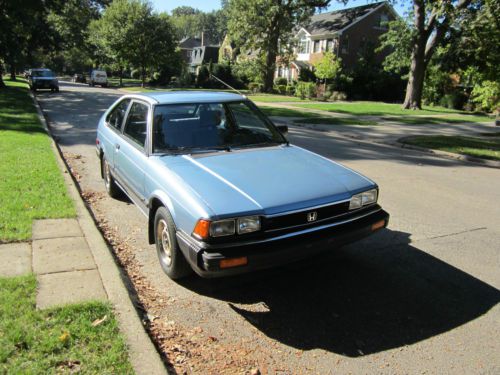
[209,73,246,97]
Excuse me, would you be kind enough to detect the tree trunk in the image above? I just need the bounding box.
[119,66,123,87]
[264,48,277,93]
[141,66,145,88]
[402,0,426,109]
[10,64,16,81]
[0,75,5,88]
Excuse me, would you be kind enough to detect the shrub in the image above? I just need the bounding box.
[439,92,467,110]
[295,81,316,99]
[285,85,295,96]
[275,84,287,94]
[329,91,347,101]
[248,82,263,93]
[471,80,500,113]
[274,77,288,86]
[298,68,316,82]
[324,91,332,100]
[131,69,140,79]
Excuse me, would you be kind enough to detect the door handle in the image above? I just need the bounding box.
[115,143,120,150]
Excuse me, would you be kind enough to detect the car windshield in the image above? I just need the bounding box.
[31,70,54,78]
[152,101,286,153]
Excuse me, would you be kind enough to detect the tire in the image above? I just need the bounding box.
[102,157,121,198]
[154,206,192,280]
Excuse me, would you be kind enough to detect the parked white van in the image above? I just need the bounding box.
[89,70,108,87]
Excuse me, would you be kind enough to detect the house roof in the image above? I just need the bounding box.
[303,1,388,36]
[179,37,201,49]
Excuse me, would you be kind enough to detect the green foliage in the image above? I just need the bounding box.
[170,6,228,44]
[248,82,264,93]
[233,57,263,84]
[274,77,288,86]
[295,81,316,99]
[227,0,328,91]
[298,68,316,83]
[471,81,500,112]
[89,0,179,86]
[196,65,210,87]
[313,51,341,82]
[275,85,287,94]
[378,17,413,76]
[286,85,296,96]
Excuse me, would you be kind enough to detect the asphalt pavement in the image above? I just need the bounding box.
[36,81,500,374]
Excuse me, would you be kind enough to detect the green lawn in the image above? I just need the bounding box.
[382,115,493,125]
[293,117,377,126]
[401,134,500,161]
[292,101,489,117]
[0,275,133,373]
[0,79,75,242]
[258,105,318,118]
[248,94,305,102]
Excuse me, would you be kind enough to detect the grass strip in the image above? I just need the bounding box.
[401,135,500,161]
[293,117,377,126]
[0,274,133,373]
[248,94,305,102]
[0,79,75,242]
[292,101,489,117]
[258,105,318,118]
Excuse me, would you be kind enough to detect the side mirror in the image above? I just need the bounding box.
[276,125,288,137]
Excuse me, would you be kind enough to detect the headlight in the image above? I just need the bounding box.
[193,216,261,239]
[349,189,378,210]
[237,216,260,234]
[209,219,235,237]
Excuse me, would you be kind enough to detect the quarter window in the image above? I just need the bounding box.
[123,102,148,147]
[106,99,130,131]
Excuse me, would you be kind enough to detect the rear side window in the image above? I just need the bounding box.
[106,99,130,131]
[123,102,149,148]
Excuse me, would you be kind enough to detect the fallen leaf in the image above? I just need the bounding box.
[91,315,108,327]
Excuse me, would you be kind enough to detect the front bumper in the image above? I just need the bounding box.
[177,207,389,278]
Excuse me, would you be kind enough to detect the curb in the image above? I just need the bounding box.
[397,136,500,169]
[285,121,500,169]
[29,91,168,375]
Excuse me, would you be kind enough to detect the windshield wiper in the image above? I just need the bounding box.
[233,141,284,149]
[158,145,231,155]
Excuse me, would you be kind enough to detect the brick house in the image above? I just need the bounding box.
[179,34,220,75]
[275,1,398,81]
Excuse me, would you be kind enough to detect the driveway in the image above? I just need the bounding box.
[37,82,500,374]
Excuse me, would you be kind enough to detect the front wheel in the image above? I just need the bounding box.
[154,207,192,280]
[102,157,121,198]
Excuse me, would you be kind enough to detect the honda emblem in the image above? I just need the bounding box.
[307,211,318,222]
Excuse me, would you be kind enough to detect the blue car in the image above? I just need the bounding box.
[96,91,389,279]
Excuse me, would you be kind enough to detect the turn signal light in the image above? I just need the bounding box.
[371,220,385,231]
[220,257,248,269]
[193,219,210,239]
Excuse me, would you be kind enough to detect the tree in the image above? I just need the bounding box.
[400,0,479,109]
[89,0,178,87]
[313,51,341,92]
[227,0,329,92]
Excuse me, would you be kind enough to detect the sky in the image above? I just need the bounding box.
[151,0,411,17]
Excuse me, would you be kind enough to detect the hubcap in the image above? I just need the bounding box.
[157,219,172,266]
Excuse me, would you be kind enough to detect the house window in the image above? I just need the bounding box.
[299,38,310,54]
[313,40,320,53]
[341,35,349,54]
[326,39,334,52]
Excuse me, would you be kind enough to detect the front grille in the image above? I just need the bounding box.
[263,201,351,232]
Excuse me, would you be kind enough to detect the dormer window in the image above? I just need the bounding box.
[298,37,310,54]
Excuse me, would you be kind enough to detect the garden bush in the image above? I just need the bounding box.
[248,82,264,93]
[274,77,288,86]
[295,81,316,99]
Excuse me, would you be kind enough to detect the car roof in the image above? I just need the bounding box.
[133,90,246,105]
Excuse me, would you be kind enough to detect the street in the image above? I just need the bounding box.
[37,82,500,374]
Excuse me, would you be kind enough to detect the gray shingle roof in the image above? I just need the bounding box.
[304,1,385,35]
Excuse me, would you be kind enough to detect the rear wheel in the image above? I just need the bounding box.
[154,207,192,280]
[102,157,120,198]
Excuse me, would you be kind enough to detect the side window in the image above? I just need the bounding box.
[123,102,149,148]
[106,99,130,131]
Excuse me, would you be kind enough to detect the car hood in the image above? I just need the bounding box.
[156,145,375,217]
[32,77,56,81]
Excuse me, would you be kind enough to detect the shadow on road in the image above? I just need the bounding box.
[180,229,499,357]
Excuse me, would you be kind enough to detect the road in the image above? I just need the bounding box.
[37,82,500,374]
